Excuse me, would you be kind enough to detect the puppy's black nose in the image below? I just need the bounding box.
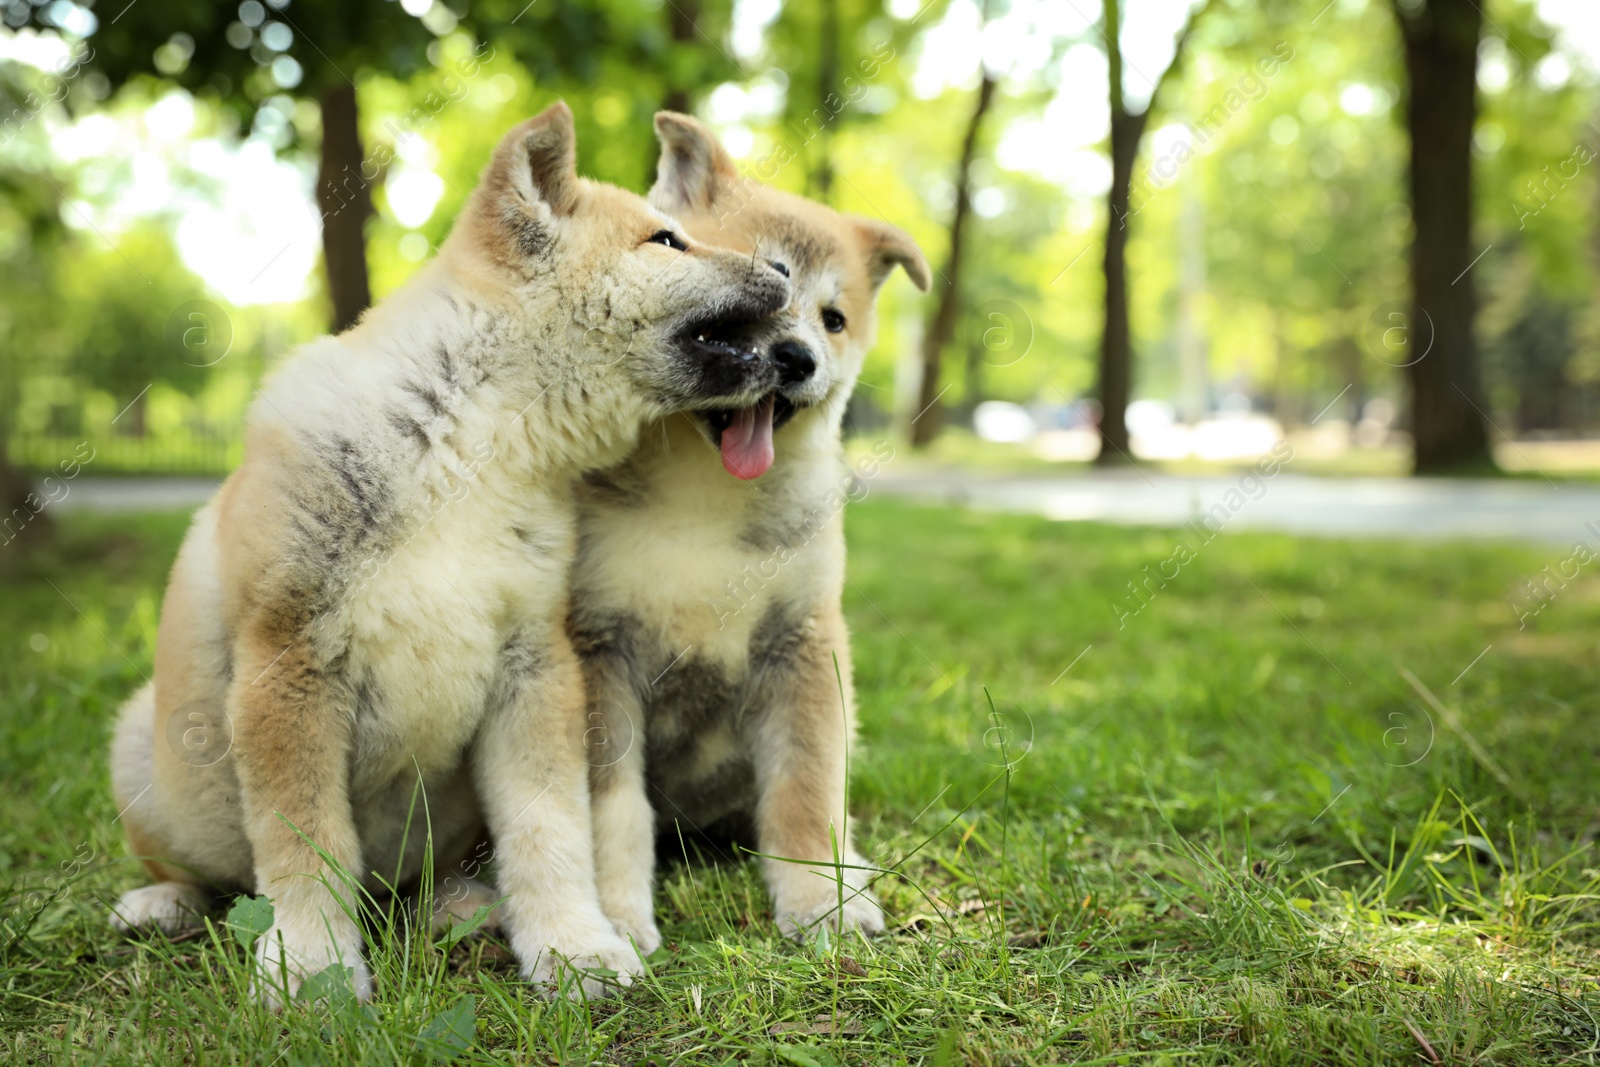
[772,340,816,385]
[770,260,790,277]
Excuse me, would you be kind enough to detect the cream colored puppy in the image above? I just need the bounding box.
[107,102,789,1003]
[572,114,929,950]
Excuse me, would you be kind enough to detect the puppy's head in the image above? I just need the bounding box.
[445,102,791,416]
[649,111,930,479]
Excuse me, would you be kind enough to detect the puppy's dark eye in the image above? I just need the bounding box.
[821,308,846,333]
[648,230,688,251]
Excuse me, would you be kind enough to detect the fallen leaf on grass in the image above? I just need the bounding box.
[770,1015,863,1036]
[836,955,867,977]
[1348,958,1421,984]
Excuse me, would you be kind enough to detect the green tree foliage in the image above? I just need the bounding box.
[53,226,216,426]
[1184,0,1406,426]
[8,0,736,330]
[6,0,1600,480]
[1471,1,1598,432]
[765,0,928,201]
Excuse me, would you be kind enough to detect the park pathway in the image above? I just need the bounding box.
[52,471,1596,545]
[869,469,1596,545]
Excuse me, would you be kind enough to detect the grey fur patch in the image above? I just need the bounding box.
[574,611,646,794]
[481,631,547,717]
[435,342,458,386]
[648,658,739,742]
[325,435,390,530]
[510,523,565,558]
[280,437,399,590]
[651,755,755,832]
[643,654,756,829]
[569,609,644,677]
[355,673,380,711]
[578,463,652,510]
[499,633,544,680]
[387,409,431,451]
[503,205,551,259]
[573,604,814,834]
[749,600,807,677]
[400,380,447,419]
[739,489,838,554]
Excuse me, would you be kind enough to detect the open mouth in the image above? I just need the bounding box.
[704,393,798,480]
[685,330,762,364]
[673,310,776,413]
[678,302,772,369]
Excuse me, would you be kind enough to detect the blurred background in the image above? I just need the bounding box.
[3,0,1599,509]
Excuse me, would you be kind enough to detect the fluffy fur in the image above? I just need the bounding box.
[572,113,930,950]
[107,102,790,1003]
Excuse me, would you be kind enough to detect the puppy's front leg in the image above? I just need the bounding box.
[753,604,884,940]
[475,631,640,999]
[582,656,660,954]
[231,630,369,1007]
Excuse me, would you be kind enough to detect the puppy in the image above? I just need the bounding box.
[571,113,929,950]
[106,102,790,1003]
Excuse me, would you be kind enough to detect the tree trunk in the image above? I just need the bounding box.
[1095,0,1142,466]
[963,335,985,420]
[1097,107,1145,464]
[662,0,698,115]
[1092,0,1212,466]
[317,83,374,334]
[115,389,148,437]
[1335,332,1366,426]
[1396,0,1490,472]
[0,433,41,544]
[813,0,840,201]
[910,73,996,448]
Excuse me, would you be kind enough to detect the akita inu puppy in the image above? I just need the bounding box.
[106,102,789,1002]
[571,113,929,950]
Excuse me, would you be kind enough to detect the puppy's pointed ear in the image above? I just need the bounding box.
[487,101,580,219]
[851,217,932,292]
[651,111,739,212]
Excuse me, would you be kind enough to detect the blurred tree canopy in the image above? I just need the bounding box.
[4,0,1600,490]
[8,0,745,332]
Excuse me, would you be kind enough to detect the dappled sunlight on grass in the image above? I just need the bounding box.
[1,503,1596,1063]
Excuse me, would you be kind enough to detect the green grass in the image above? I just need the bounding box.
[3,502,1598,1064]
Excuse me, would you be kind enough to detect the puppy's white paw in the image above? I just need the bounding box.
[771,854,886,941]
[429,876,503,936]
[599,894,662,957]
[252,925,372,1010]
[109,883,209,935]
[776,890,886,941]
[518,928,642,1000]
[608,911,662,957]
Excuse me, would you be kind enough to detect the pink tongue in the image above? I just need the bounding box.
[719,395,776,479]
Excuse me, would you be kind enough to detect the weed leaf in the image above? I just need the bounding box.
[296,964,355,1007]
[225,895,274,949]
[434,903,494,950]
[416,995,476,1062]
[770,1045,837,1067]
